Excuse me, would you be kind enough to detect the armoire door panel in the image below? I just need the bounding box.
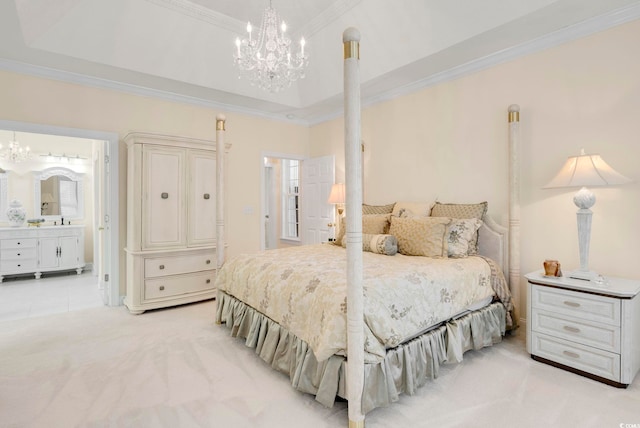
[188,150,216,247]
[142,147,186,249]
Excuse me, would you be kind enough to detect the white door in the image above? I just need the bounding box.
[301,155,335,245]
[264,164,278,250]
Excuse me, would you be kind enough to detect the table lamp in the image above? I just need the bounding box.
[544,149,632,280]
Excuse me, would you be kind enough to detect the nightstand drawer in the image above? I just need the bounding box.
[531,285,620,326]
[531,310,620,353]
[531,332,620,382]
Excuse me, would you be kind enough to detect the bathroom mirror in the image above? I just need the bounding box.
[34,167,84,220]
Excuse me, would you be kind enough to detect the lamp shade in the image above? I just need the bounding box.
[327,183,345,204]
[544,150,632,189]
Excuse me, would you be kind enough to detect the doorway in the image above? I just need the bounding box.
[260,152,335,250]
[0,120,120,307]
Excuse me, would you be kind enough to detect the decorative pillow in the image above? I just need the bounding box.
[430,201,488,255]
[362,203,395,215]
[447,218,483,258]
[342,233,398,255]
[336,214,391,246]
[391,202,432,218]
[389,216,451,257]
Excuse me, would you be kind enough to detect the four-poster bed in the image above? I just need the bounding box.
[213,29,521,426]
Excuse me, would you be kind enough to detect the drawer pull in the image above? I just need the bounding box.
[563,301,581,308]
[159,264,165,270]
[159,285,165,291]
[203,193,210,200]
[206,279,211,284]
[563,350,580,359]
[206,259,211,264]
[161,192,169,199]
[17,253,20,256]
[563,325,581,334]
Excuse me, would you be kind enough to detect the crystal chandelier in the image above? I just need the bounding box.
[0,131,31,163]
[234,1,308,93]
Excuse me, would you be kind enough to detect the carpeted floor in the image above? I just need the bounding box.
[0,299,638,427]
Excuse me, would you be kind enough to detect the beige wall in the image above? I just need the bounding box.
[310,19,640,319]
[0,71,310,295]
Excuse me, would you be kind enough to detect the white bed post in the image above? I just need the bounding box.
[508,105,521,320]
[343,28,365,428]
[216,114,226,269]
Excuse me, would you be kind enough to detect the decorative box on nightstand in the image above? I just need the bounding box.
[526,271,640,387]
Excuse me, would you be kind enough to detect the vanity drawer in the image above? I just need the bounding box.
[1,238,37,250]
[531,332,620,382]
[144,251,215,278]
[531,310,620,353]
[1,248,38,261]
[531,285,620,326]
[1,259,38,272]
[144,270,215,300]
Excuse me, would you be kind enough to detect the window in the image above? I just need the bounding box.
[282,159,299,239]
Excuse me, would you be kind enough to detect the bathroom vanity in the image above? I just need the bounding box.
[0,225,85,282]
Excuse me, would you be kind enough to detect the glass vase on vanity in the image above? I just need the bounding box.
[6,199,26,227]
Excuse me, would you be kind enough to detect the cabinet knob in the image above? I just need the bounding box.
[159,285,165,291]
[17,253,20,256]
[206,279,211,284]
[206,259,211,264]
[17,242,21,245]
[159,264,165,270]
[161,192,169,199]
[203,193,210,200]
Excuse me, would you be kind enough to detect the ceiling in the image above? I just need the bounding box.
[1,0,640,125]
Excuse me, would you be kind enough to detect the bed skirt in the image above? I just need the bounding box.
[216,291,506,414]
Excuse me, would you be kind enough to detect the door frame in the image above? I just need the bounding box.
[260,151,306,251]
[0,119,120,306]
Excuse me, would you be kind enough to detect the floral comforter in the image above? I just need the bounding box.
[216,244,509,363]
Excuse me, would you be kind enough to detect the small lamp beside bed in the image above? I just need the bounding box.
[328,183,346,242]
[544,149,632,280]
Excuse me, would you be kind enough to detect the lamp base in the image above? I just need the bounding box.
[567,269,598,281]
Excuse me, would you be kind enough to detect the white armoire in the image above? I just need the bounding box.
[124,133,219,314]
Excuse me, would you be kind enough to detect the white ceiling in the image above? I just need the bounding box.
[2,0,640,125]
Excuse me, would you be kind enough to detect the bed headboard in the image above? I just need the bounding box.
[478,215,508,281]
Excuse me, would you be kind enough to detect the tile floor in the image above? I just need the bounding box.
[0,270,103,321]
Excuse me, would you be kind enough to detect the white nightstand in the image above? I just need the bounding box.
[525,271,640,387]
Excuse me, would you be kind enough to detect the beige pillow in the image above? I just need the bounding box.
[336,214,391,246]
[342,233,398,255]
[430,202,488,254]
[389,216,451,257]
[391,202,433,217]
[362,203,395,215]
[447,218,483,258]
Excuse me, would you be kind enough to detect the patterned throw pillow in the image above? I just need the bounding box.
[362,203,396,215]
[389,216,451,257]
[447,218,483,258]
[430,202,488,255]
[364,233,397,255]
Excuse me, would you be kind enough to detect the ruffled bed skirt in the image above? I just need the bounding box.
[216,291,506,414]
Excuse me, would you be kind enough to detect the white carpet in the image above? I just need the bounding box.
[1,300,638,428]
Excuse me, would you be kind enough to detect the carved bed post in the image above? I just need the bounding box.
[216,114,226,269]
[508,105,521,320]
[343,28,364,428]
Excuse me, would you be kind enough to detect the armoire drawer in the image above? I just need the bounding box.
[1,238,37,250]
[144,252,215,278]
[531,332,620,382]
[531,310,620,353]
[144,270,215,300]
[531,285,621,326]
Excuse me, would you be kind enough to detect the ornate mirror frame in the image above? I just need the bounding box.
[34,167,84,221]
